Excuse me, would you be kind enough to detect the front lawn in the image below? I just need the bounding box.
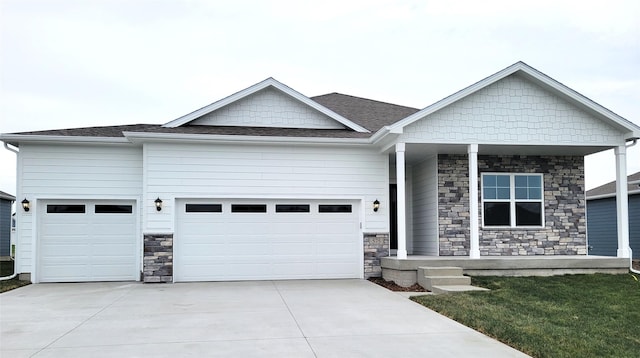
[412,274,640,358]
[0,261,30,293]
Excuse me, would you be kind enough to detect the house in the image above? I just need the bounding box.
[0,191,15,261]
[587,172,640,259]
[1,62,639,284]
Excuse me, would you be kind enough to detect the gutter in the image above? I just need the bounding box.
[0,143,18,281]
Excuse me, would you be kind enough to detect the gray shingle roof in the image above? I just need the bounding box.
[586,171,640,198]
[6,93,419,139]
[310,93,420,132]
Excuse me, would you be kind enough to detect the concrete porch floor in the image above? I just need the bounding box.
[382,255,630,287]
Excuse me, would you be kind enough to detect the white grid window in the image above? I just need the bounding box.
[481,173,544,227]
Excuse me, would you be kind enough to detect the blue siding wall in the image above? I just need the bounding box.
[0,199,11,256]
[587,194,639,259]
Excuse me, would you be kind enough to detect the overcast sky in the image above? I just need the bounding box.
[1,0,639,197]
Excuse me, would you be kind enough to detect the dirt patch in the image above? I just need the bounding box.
[368,277,428,292]
[633,260,640,271]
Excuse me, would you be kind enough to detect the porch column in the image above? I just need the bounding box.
[396,143,407,259]
[615,145,630,258]
[468,144,480,259]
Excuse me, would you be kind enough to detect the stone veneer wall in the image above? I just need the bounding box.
[438,155,471,256]
[438,155,587,256]
[363,233,389,278]
[143,233,173,283]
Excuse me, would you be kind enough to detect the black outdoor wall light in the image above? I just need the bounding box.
[154,197,163,211]
[21,198,30,212]
[373,199,380,212]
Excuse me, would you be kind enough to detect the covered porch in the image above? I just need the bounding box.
[387,142,633,261]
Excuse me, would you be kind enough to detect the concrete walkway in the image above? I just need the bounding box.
[1,280,528,357]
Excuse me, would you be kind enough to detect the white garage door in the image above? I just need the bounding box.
[39,200,138,282]
[175,199,361,281]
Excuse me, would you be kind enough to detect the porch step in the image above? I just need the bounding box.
[417,266,488,294]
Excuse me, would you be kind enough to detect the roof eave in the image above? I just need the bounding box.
[122,131,372,146]
[0,134,131,146]
[587,189,640,200]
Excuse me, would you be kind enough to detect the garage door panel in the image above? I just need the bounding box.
[39,200,137,282]
[176,199,361,281]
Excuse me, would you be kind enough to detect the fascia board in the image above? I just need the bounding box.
[0,134,131,146]
[162,78,370,133]
[122,131,371,146]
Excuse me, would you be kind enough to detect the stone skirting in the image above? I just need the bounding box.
[363,233,389,278]
[143,233,173,283]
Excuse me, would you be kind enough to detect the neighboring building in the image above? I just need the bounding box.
[1,62,639,283]
[587,172,640,259]
[0,191,15,261]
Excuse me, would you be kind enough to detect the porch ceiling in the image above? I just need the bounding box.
[389,143,613,165]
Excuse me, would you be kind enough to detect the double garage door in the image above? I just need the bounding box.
[37,199,361,282]
[39,200,138,282]
[175,199,361,281]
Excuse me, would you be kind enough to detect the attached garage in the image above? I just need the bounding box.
[175,199,362,281]
[38,200,138,282]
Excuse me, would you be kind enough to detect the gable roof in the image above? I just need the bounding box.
[163,77,370,133]
[387,61,640,140]
[587,171,640,199]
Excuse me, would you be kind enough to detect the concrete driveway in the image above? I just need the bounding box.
[1,279,528,357]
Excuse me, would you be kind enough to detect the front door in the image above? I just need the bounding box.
[390,184,398,250]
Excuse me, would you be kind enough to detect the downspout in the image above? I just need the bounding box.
[625,138,639,274]
[0,142,19,281]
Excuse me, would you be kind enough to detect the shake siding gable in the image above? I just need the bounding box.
[16,144,143,273]
[190,87,346,130]
[399,75,623,145]
[143,142,389,233]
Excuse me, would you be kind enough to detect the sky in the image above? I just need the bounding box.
[1,0,639,197]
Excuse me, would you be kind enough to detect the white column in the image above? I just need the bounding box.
[396,143,407,259]
[615,145,630,258]
[468,144,480,259]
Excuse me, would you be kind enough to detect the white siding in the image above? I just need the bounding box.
[144,142,388,232]
[16,144,143,274]
[400,75,623,145]
[191,87,345,129]
[411,156,438,255]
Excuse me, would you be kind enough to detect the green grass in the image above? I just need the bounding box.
[412,274,640,358]
[0,261,30,293]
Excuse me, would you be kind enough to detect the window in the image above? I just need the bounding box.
[186,204,222,213]
[482,174,543,227]
[231,204,267,213]
[47,205,86,213]
[95,205,133,214]
[276,204,310,213]
[319,204,352,213]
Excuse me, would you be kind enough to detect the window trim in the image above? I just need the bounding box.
[481,173,545,229]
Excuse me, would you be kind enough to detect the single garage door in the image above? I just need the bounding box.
[39,200,138,282]
[175,199,361,281]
